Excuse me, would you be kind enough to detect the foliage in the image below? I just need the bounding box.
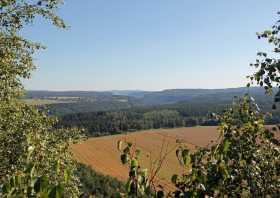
[248,11,280,99]
[117,141,154,197]
[76,163,125,198]
[143,110,183,129]
[119,96,280,197]
[0,101,82,196]
[172,96,280,197]
[58,108,219,137]
[0,0,65,100]
[1,143,70,197]
[0,0,82,197]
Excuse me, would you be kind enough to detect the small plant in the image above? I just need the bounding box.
[117,140,152,197]
[117,138,176,198]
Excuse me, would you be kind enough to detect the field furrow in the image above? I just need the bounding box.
[71,127,219,190]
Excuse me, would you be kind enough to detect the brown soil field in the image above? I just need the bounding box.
[71,126,220,190]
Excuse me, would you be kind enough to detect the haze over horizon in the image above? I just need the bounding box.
[27,86,256,92]
[23,0,280,91]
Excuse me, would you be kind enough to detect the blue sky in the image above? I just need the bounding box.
[23,0,280,91]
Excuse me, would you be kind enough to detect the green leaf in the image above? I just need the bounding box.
[127,142,132,147]
[56,160,60,175]
[2,182,11,193]
[264,30,272,35]
[125,179,132,193]
[14,175,21,186]
[223,139,231,154]
[219,162,229,179]
[182,149,191,167]
[121,154,129,164]
[34,177,41,193]
[171,174,178,184]
[123,147,130,154]
[191,170,197,181]
[34,176,50,193]
[140,168,148,177]
[131,159,138,168]
[135,149,141,159]
[49,184,64,198]
[24,163,35,178]
[64,169,70,184]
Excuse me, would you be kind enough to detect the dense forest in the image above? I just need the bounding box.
[58,107,218,137]
[57,95,280,137]
[25,87,279,137]
[26,87,275,116]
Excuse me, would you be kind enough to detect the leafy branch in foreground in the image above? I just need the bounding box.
[248,11,280,101]
[0,0,83,197]
[117,135,179,198]
[1,139,70,197]
[117,140,152,197]
[118,95,280,197]
[172,95,280,197]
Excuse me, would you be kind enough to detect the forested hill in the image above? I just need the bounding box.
[27,87,270,101]
[140,87,274,105]
[26,87,276,116]
[30,87,279,137]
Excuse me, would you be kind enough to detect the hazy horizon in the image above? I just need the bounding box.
[26,86,256,92]
[23,1,280,91]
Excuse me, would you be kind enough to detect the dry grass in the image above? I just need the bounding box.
[22,98,75,105]
[71,126,219,190]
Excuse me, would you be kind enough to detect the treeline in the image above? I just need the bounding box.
[45,96,140,116]
[57,99,280,137]
[58,108,218,136]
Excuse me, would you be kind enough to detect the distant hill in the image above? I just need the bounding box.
[25,87,277,116]
[52,87,280,137]
[140,87,274,105]
[111,90,148,98]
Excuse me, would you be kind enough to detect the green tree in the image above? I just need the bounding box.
[0,0,82,197]
[248,11,280,100]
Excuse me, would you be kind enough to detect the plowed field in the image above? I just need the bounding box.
[71,127,219,190]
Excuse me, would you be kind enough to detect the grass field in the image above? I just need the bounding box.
[22,98,76,105]
[71,127,219,190]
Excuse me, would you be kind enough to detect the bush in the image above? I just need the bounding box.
[76,163,125,198]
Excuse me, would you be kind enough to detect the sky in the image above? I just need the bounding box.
[23,0,280,91]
